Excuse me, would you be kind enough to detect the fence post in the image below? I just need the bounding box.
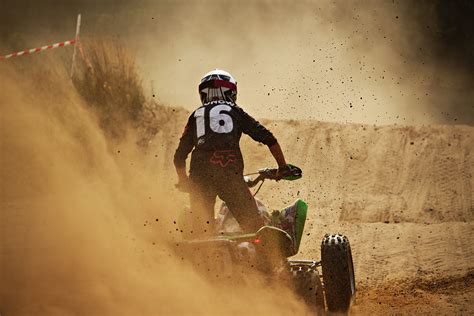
[70,14,82,78]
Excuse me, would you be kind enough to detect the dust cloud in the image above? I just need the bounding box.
[132,0,473,125]
[1,0,473,125]
[1,1,473,315]
[0,62,305,315]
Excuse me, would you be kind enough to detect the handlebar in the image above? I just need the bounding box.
[245,164,302,188]
[175,164,302,194]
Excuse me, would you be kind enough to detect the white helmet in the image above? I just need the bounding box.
[199,69,237,104]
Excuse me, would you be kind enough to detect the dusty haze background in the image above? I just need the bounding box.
[1,0,473,315]
[1,0,473,125]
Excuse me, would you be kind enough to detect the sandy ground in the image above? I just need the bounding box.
[1,68,472,314]
[134,110,474,314]
[114,106,474,314]
[239,120,474,314]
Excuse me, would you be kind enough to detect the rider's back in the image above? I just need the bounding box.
[174,100,277,177]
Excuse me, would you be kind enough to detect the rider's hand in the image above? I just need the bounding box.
[276,164,292,180]
[175,177,191,192]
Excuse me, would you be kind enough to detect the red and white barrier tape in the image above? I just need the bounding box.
[0,39,77,61]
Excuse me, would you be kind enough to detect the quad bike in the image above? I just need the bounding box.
[175,165,355,314]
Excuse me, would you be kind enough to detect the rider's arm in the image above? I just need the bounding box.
[269,142,287,167]
[235,106,287,167]
[175,165,188,183]
[236,106,277,146]
[173,114,195,182]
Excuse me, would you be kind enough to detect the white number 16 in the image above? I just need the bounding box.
[195,104,234,138]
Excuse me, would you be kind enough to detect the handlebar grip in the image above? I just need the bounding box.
[258,168,279,180]
[245,165,302,188]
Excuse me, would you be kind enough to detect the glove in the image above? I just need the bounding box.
[175,177,191,193]
[276,164,292,180]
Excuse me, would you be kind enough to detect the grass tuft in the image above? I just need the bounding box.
[73,40,146,140]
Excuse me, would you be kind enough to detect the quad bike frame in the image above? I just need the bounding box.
[174,165,355,314]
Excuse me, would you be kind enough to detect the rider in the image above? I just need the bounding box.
[174,69,290,236]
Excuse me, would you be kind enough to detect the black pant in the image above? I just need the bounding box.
[187,170,263,236]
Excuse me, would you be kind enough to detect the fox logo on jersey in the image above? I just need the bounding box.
[209,150,237,167]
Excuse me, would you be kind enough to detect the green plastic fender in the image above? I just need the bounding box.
[294,199,308,253]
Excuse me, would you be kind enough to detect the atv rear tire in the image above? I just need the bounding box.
[321,234,355,313]
[291,266,325,314]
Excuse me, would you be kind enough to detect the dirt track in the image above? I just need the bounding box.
[245,121,474,314]
[153,113,474,314]
[1,65,473,314]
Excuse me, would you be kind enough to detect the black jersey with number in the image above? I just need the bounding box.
[174,100,277,174]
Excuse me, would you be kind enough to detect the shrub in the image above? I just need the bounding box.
[73,39,145,140]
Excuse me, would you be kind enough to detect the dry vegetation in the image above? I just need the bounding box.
[72,39,178,145]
